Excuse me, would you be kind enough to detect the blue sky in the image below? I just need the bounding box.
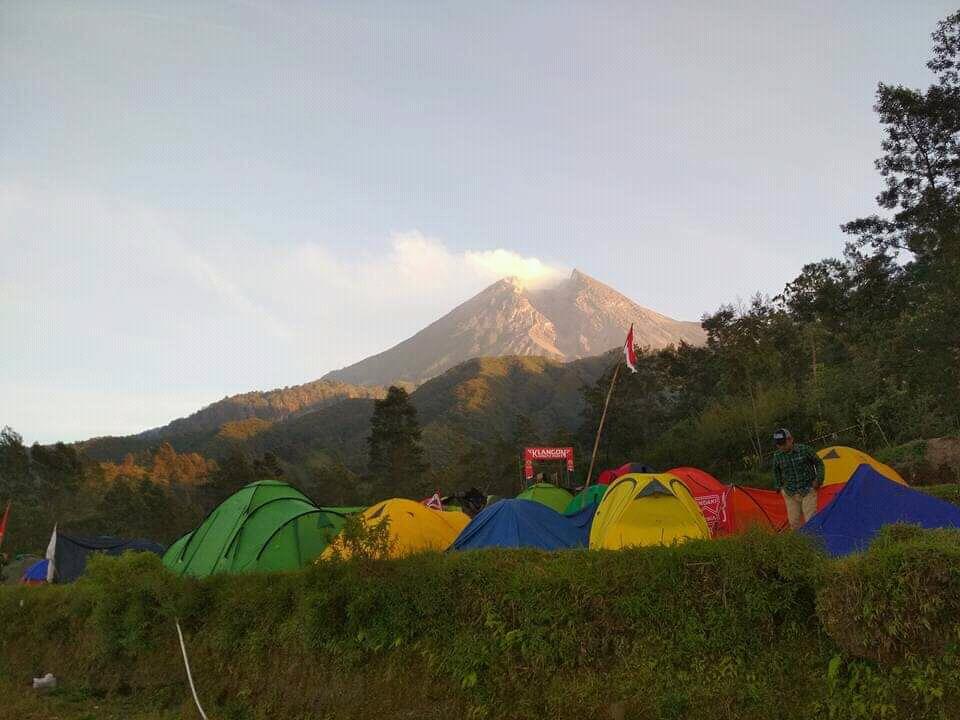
[1,0,956,443]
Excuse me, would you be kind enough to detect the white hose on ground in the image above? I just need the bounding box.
[176,619,210,720]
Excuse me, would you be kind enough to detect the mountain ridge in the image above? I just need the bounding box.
[323,269,704,387]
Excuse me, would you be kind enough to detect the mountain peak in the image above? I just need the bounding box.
[323,270,706,386]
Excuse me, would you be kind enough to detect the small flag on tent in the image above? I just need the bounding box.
[424,492,444,511]
[0,501,10,549]
[623,324,638,373]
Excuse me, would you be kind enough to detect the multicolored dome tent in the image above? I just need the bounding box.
[322,498,470,559]
[589,473,710,550]
[163,480,349,577]
[801,464,960,556]
[516,483,574,513]
[815,446,907,511]
[564,484,608,514]
[453,499,590,551]
[817,446,906,486]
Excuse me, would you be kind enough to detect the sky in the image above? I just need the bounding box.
[1,0,956,444]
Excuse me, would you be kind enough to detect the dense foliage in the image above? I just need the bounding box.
[0,427,288,558]
[2,529,960,719]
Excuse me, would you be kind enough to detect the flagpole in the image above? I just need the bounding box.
[585,358,623,488]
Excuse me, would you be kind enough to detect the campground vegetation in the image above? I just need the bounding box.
[3,528,960,719]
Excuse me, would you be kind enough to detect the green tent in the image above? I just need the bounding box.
[163,481,349,577]
[516,483,574,513]
[564,484,608,514]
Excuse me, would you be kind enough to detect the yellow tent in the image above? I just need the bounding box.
[589,473,710,550]
[322,498,470,559]
[817,446,907,486]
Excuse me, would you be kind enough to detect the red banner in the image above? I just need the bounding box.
[523,447,574,479]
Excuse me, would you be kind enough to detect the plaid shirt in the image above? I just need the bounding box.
[772,443,825,494]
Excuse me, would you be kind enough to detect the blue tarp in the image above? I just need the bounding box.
[801,464,960,556]
[453,499,590,551]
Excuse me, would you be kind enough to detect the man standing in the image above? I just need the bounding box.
[771,429,825,529]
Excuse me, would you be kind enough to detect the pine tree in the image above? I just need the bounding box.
[367,386,428,498]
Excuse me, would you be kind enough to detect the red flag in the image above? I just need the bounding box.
[623,324,638,372]
[0,501,10,549]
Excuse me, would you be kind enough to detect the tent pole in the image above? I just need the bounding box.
[585,359,622,488]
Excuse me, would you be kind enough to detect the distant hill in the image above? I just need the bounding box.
[78,354,612,477]
[323,269,705,387]
[78,379,387,461]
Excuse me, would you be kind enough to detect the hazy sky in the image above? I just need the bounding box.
[2,1,956,443]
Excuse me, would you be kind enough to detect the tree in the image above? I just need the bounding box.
[842,11,960,266]
[252,451,284,479]
[367,386,428,498]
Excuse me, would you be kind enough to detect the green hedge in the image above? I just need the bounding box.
[2,530,960,719]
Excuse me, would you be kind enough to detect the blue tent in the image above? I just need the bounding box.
[21,559,49,584]
[46,531,165,583]
[801,464,960,556]
[453,499,590,551]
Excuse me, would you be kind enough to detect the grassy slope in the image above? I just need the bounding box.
[3,529,960,720]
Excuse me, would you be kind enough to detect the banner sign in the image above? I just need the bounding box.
[523,447,574,480]
[694,493,727,536]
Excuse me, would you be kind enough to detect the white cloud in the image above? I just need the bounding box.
[0,185,567,441]
[464,248,567,287]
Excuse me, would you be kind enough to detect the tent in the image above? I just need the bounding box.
[452,499,590,551]
[596,470,618,485]
[164,480,348,577]
[722,486,789,535]
[613,462,656,477]
[21,559,48,585]
[818,446,906,486]
[589,473,711,550]
[46,530,165,583]
[669,467,728,534]
[516,483,574,513]
[322,498,470,559]
[801,464,960,556]
[669,467,787,536]
[564,484,608,514]
[670,467,726,495]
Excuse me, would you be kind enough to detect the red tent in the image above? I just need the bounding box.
[722,486,789,535]
[669,467,733,536]
[669,467,789,537]
[596,469,618,486]
[670,467,726,494]
[613,462,656,477]
[816,483,844,511]
[670,466,847,536]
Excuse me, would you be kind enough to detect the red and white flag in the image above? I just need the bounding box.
[623,324,638,372]
[0,501,10,550]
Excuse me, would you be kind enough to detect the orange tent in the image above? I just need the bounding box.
[670,467,790,536]
[722,486,788,535]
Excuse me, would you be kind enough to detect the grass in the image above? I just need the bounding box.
[2,529,960,719]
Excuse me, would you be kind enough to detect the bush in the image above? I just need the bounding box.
[817,526,960,664]
[2,531,960,719]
